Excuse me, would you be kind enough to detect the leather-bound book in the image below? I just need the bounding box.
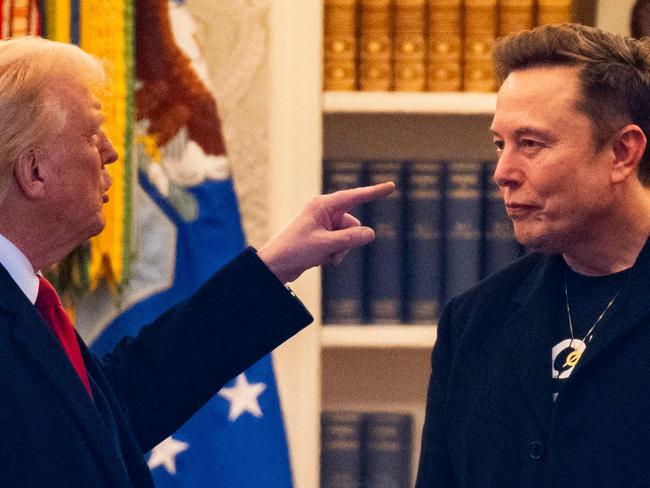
[394,0,426,91]
[324,0,358,90]
[498,0,534,36]
[537,0,573,25]
[359,0,393,91]
[464,0,497,92]
[426,0,462,91]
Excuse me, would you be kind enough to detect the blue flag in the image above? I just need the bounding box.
[88,176,293,487]
[77,0,295,485]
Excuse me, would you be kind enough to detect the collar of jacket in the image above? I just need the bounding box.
[0,264,141,487]
[504,236,650,430]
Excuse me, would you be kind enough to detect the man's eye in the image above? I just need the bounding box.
[493,140,504,152]
[521,139,542,148]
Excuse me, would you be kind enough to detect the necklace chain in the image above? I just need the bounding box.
[564,269,620,350]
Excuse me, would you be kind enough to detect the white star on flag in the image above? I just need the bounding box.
[148,435,190,475]
[218,373,267,421]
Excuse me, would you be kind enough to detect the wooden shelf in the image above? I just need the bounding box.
[321,325,437,349]
[323,91,497,115]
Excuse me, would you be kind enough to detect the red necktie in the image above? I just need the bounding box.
[36,276,93,398]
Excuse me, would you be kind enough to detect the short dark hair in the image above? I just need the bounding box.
[494,23,650,186]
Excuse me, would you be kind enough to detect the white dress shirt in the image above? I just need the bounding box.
[0,233,39,304]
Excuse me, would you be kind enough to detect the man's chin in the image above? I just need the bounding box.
[87,219,106,239]
[515,233,561,255]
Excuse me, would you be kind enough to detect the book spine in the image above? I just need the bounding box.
[463,0,497,92]
[393,0,426,91]
[322,160,366,324]
[498,0,534,37]
[426,0,462,91]
[536,0,573,25]
[444,161,481,300]
[359,0,393,91]
[365,161,404,323]
[481,162,520,277]
[404,161,443,324]
[321,411,364,488]
[324,0,358,91]
[362,412,413,488]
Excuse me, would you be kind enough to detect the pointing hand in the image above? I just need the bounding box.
[258,182,396,283]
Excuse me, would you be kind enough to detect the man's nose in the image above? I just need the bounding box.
[493,148,523,189]
[100,131,118,165]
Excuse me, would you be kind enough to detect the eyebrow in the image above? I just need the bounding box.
[489,126,557,142]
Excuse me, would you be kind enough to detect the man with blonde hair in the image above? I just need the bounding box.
[0,36,393,487]
[417,23,650,487]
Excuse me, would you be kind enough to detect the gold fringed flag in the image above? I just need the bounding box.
[0,0,40,38]
[79,0,134,290]
[38,0,134,293]
[88,2,295,485]
[41,0,71,42]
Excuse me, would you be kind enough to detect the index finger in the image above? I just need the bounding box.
[326,182,396,212]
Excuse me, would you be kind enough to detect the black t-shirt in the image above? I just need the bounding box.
[551,260,631,401]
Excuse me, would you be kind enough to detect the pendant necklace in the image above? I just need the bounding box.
[563,270,620,369]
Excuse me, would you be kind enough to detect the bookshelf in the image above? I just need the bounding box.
[265,1,627,487]
[321,325,437,348]
[321,104,494,487]
[324,91,496,114]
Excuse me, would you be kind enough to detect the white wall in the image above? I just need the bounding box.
[597,0,637,34]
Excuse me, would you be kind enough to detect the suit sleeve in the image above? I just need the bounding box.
[97,247,313,451]
[415,299,457,487]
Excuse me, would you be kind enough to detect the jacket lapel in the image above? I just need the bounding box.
[571,237,650,373]
[0,266,132,487]
[503,238,650,431]
[504,254,565,432]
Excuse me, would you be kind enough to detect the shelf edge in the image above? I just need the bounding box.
[323,91,497,115]
[321,324,437,349]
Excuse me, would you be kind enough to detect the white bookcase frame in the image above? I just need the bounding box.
[268,1,628,486]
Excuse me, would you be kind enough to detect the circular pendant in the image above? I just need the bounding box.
[552,338,587,379]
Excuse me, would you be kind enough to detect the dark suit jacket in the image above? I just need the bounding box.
[0,248,312,487]
[416,239,650,488]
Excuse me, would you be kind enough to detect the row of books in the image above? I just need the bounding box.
[321,411,413,488]
[322,159,523,325]
[324,0,573,92]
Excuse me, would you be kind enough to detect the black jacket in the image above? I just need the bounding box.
[416,239,650,487]
[0,248,312,487]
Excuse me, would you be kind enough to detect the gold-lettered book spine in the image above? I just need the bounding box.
[394,0,426,91]
[464,0,497,92]
[426,0,463,91]
[324,0,358,91]
[498,0,534,37]
[536,0,573,25]
[359,0,393,91]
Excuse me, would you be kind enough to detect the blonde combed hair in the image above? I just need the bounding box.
[0,36,107,203]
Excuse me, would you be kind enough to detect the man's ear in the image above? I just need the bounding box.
[13,149,46,199]
[610,124,647,184]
